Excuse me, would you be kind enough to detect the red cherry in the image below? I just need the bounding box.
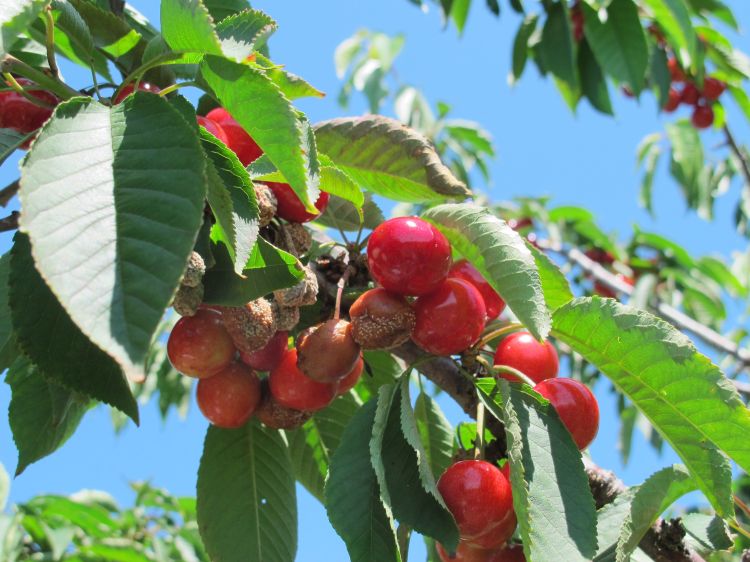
[197,115,229,145]
[240,330,288,372]
[167,308,237,378]
[663,87,681,112]
[205,107,263,165]
[113,82,161,104]
[449,260,506,320]
[534,378,600,449]
[436,541,493,562]
[570,4,584,42]
[507,217,533,231]
[412,278,486,356]
[500,462,510,480]
[584,248,615,265]
[437,460,516,548]
[680,83,700,105]
[367,217,452,296]
[0,79,58,146]
[621,86,635,98]
[667,58,685,82]
[268,348,338,411]
[486,544,526,562]
[264,182,329,223]
[196,362,261,428]
[691,104,714,129]
[337,356,364,395]
[493,332,559,384]
[702,77,726,101]
[593,274,634,298]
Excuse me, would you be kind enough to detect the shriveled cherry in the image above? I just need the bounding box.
[197,115,229,145]
[535,378,600,449]
[205,107,263,165]
[367,216,452,296]
[296,319,361,382]
[691,104,714,129]
[337,356,365,395]
[269,348,338,411]
[113,82,161,104]
[493,332,558,384]
[449,260,506,320]
[412,278,486,356]
[196,362,261,428]
[702,77,726,101]
[349,288,416,349]
[0,79,58,146]
[264,182,329,223]
[681,83,700,105]
[240,330,288,372]
[167,308,236,378]
[436,541,493,562]
[255,379,311,429]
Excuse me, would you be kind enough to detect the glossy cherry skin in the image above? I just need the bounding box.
[436,541,494,562]
[667,58,685,82]
[449,260,506,320]
[486,544,526,562]
[680,83,700,105]
[268,348,338,411]
[691,104,714,129]
[240,331,288,372]
[264,182,329,223]
[663,87,681,112]
[196,362,261,428]
[702,77,726,101]
[493,332,559,384]
[337,356,365,395]
[205,107,263,165]
[0,79,58,145]
[113,82,161,104]
[412,278,487,356]
[535,378,600,450]
[367,217,452,296]
[197,115,229,145]
[437,460,516,547]
[167,308,237,378]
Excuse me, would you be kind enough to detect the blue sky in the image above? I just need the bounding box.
[1,1,749,560]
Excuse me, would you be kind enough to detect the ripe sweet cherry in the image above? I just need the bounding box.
[113,82,161,104]
[663,88,681,113]
[264,182,330,223]
[493,332,559,384]
[0,79,58,146]
[412,278,487,356]
[197,115,229,145]
[167,308,236,378]
[269,348,338,411]
[680,83,700,105]
[667,58,685,82]
[240,330,288,371]
[702,77,726,101]
[486,544,526,562]
[367,217,452,296]
[436,541,494,562]
[535,378,600,449]
[196,362,261,428]
[449,260,506,320]
[205,107,263,165]
[691,104,714,129]
[337,356,365,395]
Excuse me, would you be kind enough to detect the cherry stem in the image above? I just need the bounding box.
[1,73,55,109]
[43,5,60,78]
[477,323,523,348]
[158,81,199,97]
[396,524,411,561]
[474,400,486,460]
[734,494,750,519]
[729,519,750,541]
[492,364,536,387]
[333,265,355,320]
[0,179,19,207]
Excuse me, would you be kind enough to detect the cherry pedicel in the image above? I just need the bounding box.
[240,330,288,372]
[205,107,264,165]
[534,378,600,449]
[167,308,236,378]
[113,82,161,104]
[412,278,487,356]
[197,115,229,145]
[449,259,506,320]
[268,348,338,411]
[493,331,559,384]
[196,362,261,428]
[264,182,330,223]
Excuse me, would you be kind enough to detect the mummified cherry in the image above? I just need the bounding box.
[240,330,288,372]
[167,308,236,378]
[197,115,229,145]
[535,378,600,449]
[493,332,559,384]
[296,319,361,382]
[438,460,516,549]
[449,260,506,320]
[691,104,714,129]
[205,107,263,165]
[349,288,416,350]
[254,379,311,429]
[367,217,452,296]
[269,348,338,411]
[412,278,487,356]
[196,362,261,428]
[337,356,365,395]
[113,82,161,104]
[265,182,330,223]
[0,79,58,143]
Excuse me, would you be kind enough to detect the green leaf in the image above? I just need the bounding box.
[201,56,321,211]
[6,355,89,475]
[551,297,741,516]
[422,203,551,340]
[9,234,138,420]
[0,129,28,165]
[649,47,671,109]
[639,144,661,216]
[414,392,454,478]
[254,53,325,100]
[632,230,694,268]
[696,256,746,297]
[539,3,578,89]
[201,128,259,274]
[371,381,459,550]
[216,8,276,61]
[450,0,471,34]
[358,350,403,402]
[19,95,207,379]
[197,422,297,562]
[578,40,613,115]
[680,513,733,553]
[68,0,144,63]
[316,193,384,233]
[161,0,223,55]
[666,121,704,206]
[314,115,470,203]
[582,0,649,94]
[0,0,46,57]
[325,398,401,562]
[642,0,698,69]
[615,465,697,561]
[319,159,365,209]
[204,0,250,21]
[525,240,574,312]
[594,491,635,560]
[0,252,13,366]
[511,15,538,82]
[478,378,598,561]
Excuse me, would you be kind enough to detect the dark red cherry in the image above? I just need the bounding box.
[240,331,288,372]
[197,115,229,145]
[691,104,714,129]
[493,332,558,384]
[436,541,494,562]
[663,88,681,112]
[113,82,161,104]
[196,362,261,428]
[681,83,700,105]
[0,79,58,146]
[534,378,600,449]
[702,77,726,101]
[449,260,506,320]
[486,544,526,562]
[268,348,338,411]
[264,182,329,223]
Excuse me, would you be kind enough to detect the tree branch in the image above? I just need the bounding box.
[724,125,750,189]
[0,179,19,207]
[0,211,19,232]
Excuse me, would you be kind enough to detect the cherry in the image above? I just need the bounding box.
[584,248,615,265]
[0,79,58,146]
[197,115,229,145]
[667,58,685,82]
[493,332,558,383]
[436,541,493,562]
[680,83,700,105]
[449,260,506,320]
[663,87,681,113]
[296,319,361,382]
[269,348,338,411]
[167,308,236,378]
[691,104,714,129]
[486,544,526,562]
[349,288,416,349]
[113,82,161,104]
[702,77,726,101]
[205,107,263,165]
[570,4,584,42]
[367,217,452,296]
[255,380,311,429]
[196,362,261,428]
[240,330,288,372]
[412,278,486,356]
[534,378,600,449]
[337,356,364,395]
[438,460,516,548]
[264,182,329,223]
[507,217,532,231]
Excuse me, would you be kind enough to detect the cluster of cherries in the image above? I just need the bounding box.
[662,58,726,129]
